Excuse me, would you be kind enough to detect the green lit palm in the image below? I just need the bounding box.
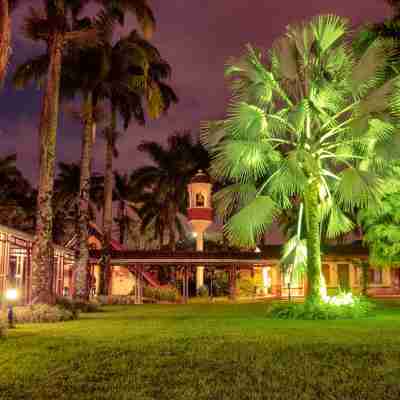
[202,15,400,303]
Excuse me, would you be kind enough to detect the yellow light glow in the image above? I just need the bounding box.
[6,288,18,301]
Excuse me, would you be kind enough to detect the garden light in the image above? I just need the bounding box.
[322,292,355,306]
[6,288,18,329]
[6,288,18,301]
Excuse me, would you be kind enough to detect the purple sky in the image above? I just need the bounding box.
[0,0,391,184]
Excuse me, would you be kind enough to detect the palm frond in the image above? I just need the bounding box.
[225,196,278,246]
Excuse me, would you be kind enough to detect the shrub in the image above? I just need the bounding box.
[95,295,137,305]
[237,275,256,297]
[212,273,230,297]
[267,294,375,320]
[197,285,209,298]
[56,297,101,318]
[13,304,75,324]
[143,286,180,303]
[0,319,7,337]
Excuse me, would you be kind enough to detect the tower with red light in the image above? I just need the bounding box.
[187,170,213,290]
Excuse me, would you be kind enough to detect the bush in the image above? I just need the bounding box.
[237,276,256,297]
[56,297,101,318]
[143,286,180,303]
[0,319,7,337]
[95,295,137,305]
[13,304,75,324]
[267,294,375,320]
[212,273,230,297]
[197,285,209,298]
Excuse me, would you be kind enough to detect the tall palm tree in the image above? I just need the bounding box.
[95,0,155,39]
[98,30,177,294]
[203,15,400,304]
[131,132,210,250]
[0,0,20,83]
[13,0,98,304]
[113,171,136,245]
[53,162,104,243]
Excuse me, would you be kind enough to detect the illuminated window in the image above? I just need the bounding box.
[369,268,383,285]
[195,193,205,207]
[322,264,330,285]
[283,268,302,288]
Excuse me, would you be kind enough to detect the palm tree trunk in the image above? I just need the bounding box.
[0,0,10,83]
[31,33,63,304]
[100,105,116,296]
[305,179,323,304]
[118,200,125,245]
[75,92,94,300]
[168,205,176,251]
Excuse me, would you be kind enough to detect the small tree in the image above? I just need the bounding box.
[203,15,400,304]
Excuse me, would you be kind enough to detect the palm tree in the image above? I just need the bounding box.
[113,171,136,245]
[53,162,104,244]
[354,0,400,56]
[131,132,210,250]
[14,19,107,298]
[95,0,155,39]
[98,30,177,294]
[202,15,400,304]
[0,0,20,83]
[13,1,98,303]
[0,154,36,230]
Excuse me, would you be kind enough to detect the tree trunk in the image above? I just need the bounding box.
[0,0,10,84]
[100,106,116,296]
[31,34,63,304]
[118,200,125,245]
[305,179,323,304]
[361,261,369,296]
[75,92,94,300]
[168,205,176,251]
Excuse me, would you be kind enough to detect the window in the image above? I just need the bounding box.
[322,264,330,286]
[368,268,383,285]
[195,193,205,207]
[283,267,302,288]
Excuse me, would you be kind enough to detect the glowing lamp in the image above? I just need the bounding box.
[6,288,18,329]
[6,288,18,301]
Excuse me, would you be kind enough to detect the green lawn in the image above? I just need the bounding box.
[1,302,400,400]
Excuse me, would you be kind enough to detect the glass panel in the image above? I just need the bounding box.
[195,193,205,207]
[337,264,350,291]
[322,264,330,285]
[369,268,383,285]
[284,267,302,288]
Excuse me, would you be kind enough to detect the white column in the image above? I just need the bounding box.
[196,232,205,290]
[262,266,269,294]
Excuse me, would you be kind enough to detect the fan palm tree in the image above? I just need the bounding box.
[202,15,400,304]
[0,0,20,83]
[131,132,210,250]
[13,0,99,303]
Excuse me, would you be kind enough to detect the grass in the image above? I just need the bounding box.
[1,301,400,399]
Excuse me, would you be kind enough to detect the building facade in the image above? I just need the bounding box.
[1,222,400,304]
